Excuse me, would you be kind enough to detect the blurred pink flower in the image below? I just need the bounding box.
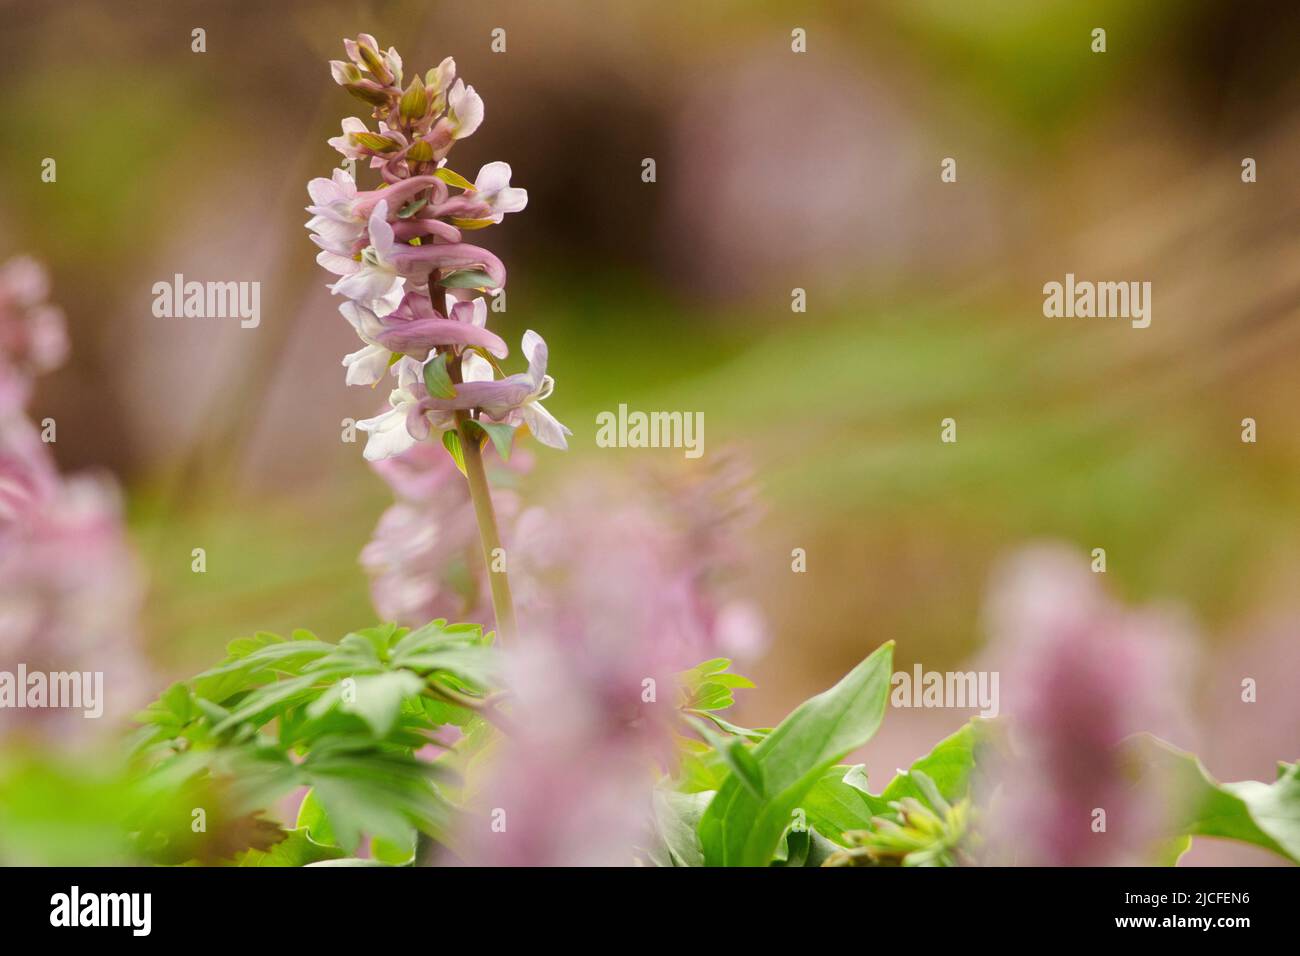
[0,255,148,747]
[459,454,766,865]
[978,544,1198,865]
[361,439,525,627]
[0,256,68,413]
[359,434,766,865]
[0,468,148,743]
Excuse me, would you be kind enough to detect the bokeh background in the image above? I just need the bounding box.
[2,0,1298,864]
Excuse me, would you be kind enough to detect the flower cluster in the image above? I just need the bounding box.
[0,257,146,744]
[307,36,567,463]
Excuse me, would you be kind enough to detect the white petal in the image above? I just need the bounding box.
[308,176,341,205]
[338,300,383,340]
[522,401,570,450]
[357,405,418,462]
[316,250,359,275]
[368,201,396,259]
[521,329,547,384]
[474,161,513,193]
[391,355,424,388]
[342,343,391,386]
[461,351,493,382]
[497,186,527,215]
[449,80,484,138]
[332,166,357,194]
[373,277,406,317]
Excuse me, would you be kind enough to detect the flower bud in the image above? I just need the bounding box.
[399,77,429,122]
[383,47,404,88]
[406,140,434,163]
[330,60,362,86]
[345,81,392,108]
[353,131,401,152]
[344,33,394,86]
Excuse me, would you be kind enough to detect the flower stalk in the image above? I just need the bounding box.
[454,408,517,645]
[306,34,570,643]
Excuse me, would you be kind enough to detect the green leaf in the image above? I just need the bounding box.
[422,353,457,400]
[879,720,980,808]
[645,790,713,867]
[307,671,426,738]
[464,418,515,461]
[439,269,497,291]
[295,788,335,845]
[697,641,894,866]
[211,673,327,734]
[302,742,451,853]
[371,831,416,865]
[233,827,345,867]
[681,658,755,712]
[1135,735,1300,864]
[442,429,467,476]
[397,197,428,219]
[801,721,984,844]
[686,715,764,799]
[773,825,841,868]
[192,634,334,704]
[688,710,768,743]
[801,765,880,843]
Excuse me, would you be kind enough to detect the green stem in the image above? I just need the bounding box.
[454,409,518,646]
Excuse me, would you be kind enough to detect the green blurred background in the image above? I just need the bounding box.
[2,0,1298,863]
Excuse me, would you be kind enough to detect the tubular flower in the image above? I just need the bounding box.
[326,201,406,316]
[417,331,570,450]
[471,163,528,223]
[308,39,567,463]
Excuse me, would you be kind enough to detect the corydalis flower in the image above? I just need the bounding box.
[326,201,405,316]
[311,39,562,468]
[445,79,483,140]
[339,292,507,387]
[419,331,571,451]
[0,257,148,747]
[458,457,766,864]
[977,544,1197,866]
[306,170,455,270]
[467,163,527,224]
[354,328,569,461]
